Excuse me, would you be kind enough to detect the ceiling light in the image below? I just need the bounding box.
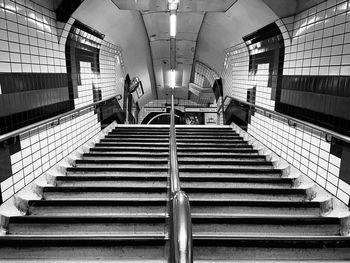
[168,0,179,11]
[170,14,177,37]
[170,70,176,88]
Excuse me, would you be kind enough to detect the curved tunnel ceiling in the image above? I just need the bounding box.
[71,0,315,108]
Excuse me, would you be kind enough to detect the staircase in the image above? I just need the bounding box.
[0,126,170,261]
[175,126,350,261]
[0,125,350,261]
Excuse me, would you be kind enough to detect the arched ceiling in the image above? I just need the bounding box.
[71,0,316,108]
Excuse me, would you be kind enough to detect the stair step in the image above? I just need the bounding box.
[176,132,236,136]
[41,186,167,200]
[113,127,169,131]
[177,143,250,148]
[111,130,169,134]
[181,179,293,188]
[178,156,266,162]
[90,147,169,153]
[192,236,350,260]
[177,148,257,153]
[83,156,169,161]
[55,176,168,187]
[8,215,167,236]
[26,200,167,216]
[102,138,169,143]
[107,134,170,139]
[191,215,341,236]
[180,176,292,183]
[176,134,240,138]
[66,167,168,176]
[95,142,169,147]
[185,188,307,201]
[183,187,305,194]
[176,128,232,131]
[94,145,169,151]
[176,138,243,143]
[179,167,282,174]
[0,237,166,261]
[190,200,323,216]
[42,186,167,199]
[178,160,272,166]
[56,175,168,181]
[76,159,168,165]
[84,152,169,158]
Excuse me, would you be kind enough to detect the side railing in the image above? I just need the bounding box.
[218,95,350,144]
[169,88,193,263]
[0,95,123,144]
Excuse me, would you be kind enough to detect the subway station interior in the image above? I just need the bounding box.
[1,0,350,261]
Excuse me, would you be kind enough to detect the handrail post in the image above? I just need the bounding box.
[169,87,193,263]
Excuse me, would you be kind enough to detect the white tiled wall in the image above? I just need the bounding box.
[100,42,125,106]
[222,43,250,102]
[2,108,100,201]
[0,0,66,73]
[221,0,350,204]
[282,0,350,76]
[248,112,348,203]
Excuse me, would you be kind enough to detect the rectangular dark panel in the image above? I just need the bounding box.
[275,102,350,136]
[0,73,68,94]
[0,88,70,118]
[281,75,350,97]
[0,100,74,135]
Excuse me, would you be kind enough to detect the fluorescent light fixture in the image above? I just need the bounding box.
[170,14,177,37]
[170,70,176,88]
[168,0,179,10]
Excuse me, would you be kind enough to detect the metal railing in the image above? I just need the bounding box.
[218,95,350,144]
[0,96,121,143]
[169,88,193,263]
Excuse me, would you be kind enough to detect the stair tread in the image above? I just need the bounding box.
[180,176,292,182]
[67,167,168,171]
[188,199,322,207]
[56,175,169,180]
[191,214,340,221]
[0,234,167,240]
[76,159,169,164]
[193,234,350,240]
[9,214,168,222]
[43,186,168,192]
[28,199,168,205]
[182,187,306,193]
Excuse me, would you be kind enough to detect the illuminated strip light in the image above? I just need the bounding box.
[170,70,176,88]
[170,14,177,38]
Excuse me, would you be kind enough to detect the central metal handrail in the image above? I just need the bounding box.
[218,95,350,144]
[169,88,193,263]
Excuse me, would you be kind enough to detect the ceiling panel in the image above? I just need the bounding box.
[111,0,238,12]
[150,40,170,60]
[143,12,169,40]
[176,40,196,61]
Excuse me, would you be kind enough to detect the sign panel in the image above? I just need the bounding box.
[144,107,166,113]
[185,108,217,113]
